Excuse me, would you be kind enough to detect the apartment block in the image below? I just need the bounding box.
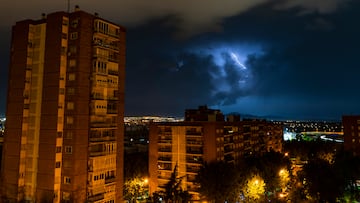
[148,106,283,201]
[1,7,125,203]
[343,115,360,155]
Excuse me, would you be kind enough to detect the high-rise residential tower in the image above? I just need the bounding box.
[1,6,126,203]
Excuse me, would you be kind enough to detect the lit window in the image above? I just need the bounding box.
[68,73,75,81]
[71,19,79,28]
[67,102,74,110]
[56,146,62,153]
[64,177,71,184]
[63,192,70,200]
[66,116,73,124]
[70,32,78,40]
[65,146,73,154]
[59,88,65,95]
[69,59,76,67]
[62,19,69,26]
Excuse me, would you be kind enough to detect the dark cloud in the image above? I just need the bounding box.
[1,0,360,120]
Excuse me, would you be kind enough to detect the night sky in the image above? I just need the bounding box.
[1,0,360,120]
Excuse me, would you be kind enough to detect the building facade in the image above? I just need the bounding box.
[148,106,283,201]
[1,7,125,203]
[343,115,360,155]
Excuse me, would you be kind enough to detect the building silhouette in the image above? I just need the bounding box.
[1,6,125,203]
[148,106,283,201]
[343,115,360,155]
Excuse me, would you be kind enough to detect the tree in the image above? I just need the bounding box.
[124,177,149,203]
[197,161,239,202]
[334,150,360,202]
[151,164,191,203]
[242,174,266,202]
[301,158,343,202]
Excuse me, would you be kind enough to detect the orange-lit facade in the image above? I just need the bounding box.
[148,106,283,201]
[343,115,360,155]
[1,8,125,203]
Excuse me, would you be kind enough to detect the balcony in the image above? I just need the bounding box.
[89,136,116,142]
[186,131,202,136]
[89,151,107,157]
[107,109,118,114]
[94,28,120,38]
[158,147,172,153]
[105,176,116,184]
[158,140,172,144]
[91,94,105,100]
[107,96,118,101]
[87,193,104,202]
[90,122,117,128]
[108,69,119,75]
[158,156,172,162]
[186,140,203,146]
[186,147,203,155]
[93,40,119,51]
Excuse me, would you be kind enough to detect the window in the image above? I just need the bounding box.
[61,33,67,39]
[66,116,73,124]
[71,19,79,28]
[63,192,71,201]
[57,132,63,138]
[56,146,62,153]
[65,131,73,139]
[70,32,78,40]
[69,45,77,55]
[67,102,74,110]
[67,88,75,95]
[59,88,65,95]
[68,73,75,81]
[69,59,76,67]
[62,19,69,26]
[55,161,61,168]
[61,46,67,55]
[65,146,73,154]
[64,176,71,184]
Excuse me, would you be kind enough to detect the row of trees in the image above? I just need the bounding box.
[124,141,360,202]
[197,151,291,202]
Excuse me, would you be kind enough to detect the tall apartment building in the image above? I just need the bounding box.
[148,106,283,201]
[1,7,126,203]
[343,115,360,155]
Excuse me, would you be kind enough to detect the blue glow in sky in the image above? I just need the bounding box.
[187,43,262,97]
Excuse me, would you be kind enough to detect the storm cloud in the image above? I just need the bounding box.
[0,0,360,120]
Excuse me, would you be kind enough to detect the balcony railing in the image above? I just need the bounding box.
[89,151,107,157]
[108,69,119,75]
[89,136,116,142]
[87,193,104,202]
[90,122,117,128]
[105,176,116,184]
[186,131,202,136]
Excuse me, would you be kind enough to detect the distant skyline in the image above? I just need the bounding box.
[1,0,360,120]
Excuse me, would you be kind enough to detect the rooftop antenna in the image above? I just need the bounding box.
[67,0,70,13]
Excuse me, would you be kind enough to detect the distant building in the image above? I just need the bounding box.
[343,115,360,155]
[1,6,125,203]
[148,106,283,201]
